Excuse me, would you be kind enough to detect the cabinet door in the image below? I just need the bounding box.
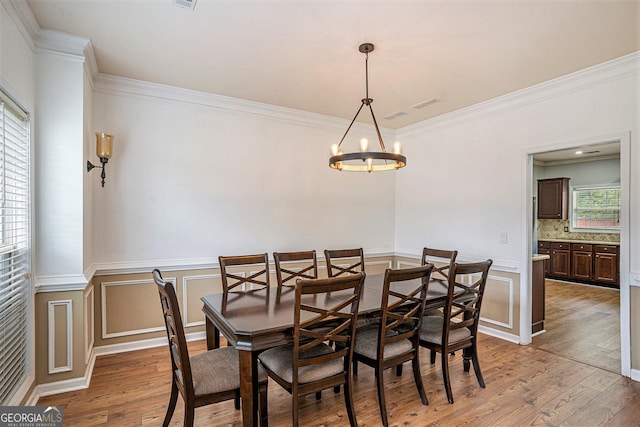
[594,252,618,285]
[537,178,569,219]
[551,249,571,278]
[538,248,551,275]
[572,251,592,280]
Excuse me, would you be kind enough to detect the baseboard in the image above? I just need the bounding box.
[35,350,96,398]
[631,368,640,382]
[478,325,521,344]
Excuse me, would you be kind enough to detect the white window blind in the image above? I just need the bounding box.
[571,186,620,232]
[0,92,30,405]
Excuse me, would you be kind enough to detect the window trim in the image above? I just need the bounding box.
[569,184,620,234]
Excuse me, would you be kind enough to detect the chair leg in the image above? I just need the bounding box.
[470,344,485,388]
[411,356,428,406]
[352,359,358,375]
[334,385,341,394]
[183,402,195,427]
[292,392,299,427]
[343,376,358,427]
[259,383,268,427]
[234,389,240,410]
[315,391,322,400]
[162,382,179,427]
[375,368,389,427]
[441,350,454,404]
[430,348,436,364]
[395,364,403,376]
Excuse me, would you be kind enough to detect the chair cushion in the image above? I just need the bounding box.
[353,326,412,360]
[190,346,267,397]
[419,316,471,345]
[258,343,344,384]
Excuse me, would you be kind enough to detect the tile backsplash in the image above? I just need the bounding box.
[537,219,620,242]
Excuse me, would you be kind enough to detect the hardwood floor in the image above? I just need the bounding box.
[531,279,621,373]
[38,331,639,426]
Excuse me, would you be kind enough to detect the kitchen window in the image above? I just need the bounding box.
[570,185,620,232]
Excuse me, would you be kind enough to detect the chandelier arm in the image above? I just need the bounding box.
[367,103,387,152]
[337,102,366,148]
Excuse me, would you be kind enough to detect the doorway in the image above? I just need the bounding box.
[525,134,630,376]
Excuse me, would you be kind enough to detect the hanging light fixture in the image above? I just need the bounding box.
[329,43,406,172]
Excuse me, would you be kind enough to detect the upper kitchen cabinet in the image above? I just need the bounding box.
[537,178,569,219]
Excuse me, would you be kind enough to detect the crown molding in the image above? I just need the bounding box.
[93,73,396,139]
[398,51,640,137]
[2,0,38,50]
[34,274,89,293]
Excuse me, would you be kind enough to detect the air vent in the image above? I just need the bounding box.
[411,98,439,109]
[383,111,407,120]
[173,0,196,10]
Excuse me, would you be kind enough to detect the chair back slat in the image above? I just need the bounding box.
[324,248,365,277]
[274,250,318,288]
[377,265,434,358]
[219,253,270,293]
[443,260,493,339]
[422,247,457,281]
[153,269,194,399]
[293,273,365,383]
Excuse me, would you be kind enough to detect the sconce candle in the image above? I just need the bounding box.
[87,132,115,187]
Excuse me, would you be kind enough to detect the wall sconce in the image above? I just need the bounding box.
[87,132,114,187]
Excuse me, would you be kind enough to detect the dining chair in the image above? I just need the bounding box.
[153,269,269,427]
[219,253,270,293]
[324,248,365,277]
[351,265,433,427]
[257,273,365,427]
[273,250,318,288]
[417,259,493,404]
[421,247,458,281]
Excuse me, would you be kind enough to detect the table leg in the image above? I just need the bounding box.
[205,318,220,350]
[239,349,260,427]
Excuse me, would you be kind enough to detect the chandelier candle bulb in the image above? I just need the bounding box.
[393,141,402,154]
[331,144,339,156]
[360,138,369,152]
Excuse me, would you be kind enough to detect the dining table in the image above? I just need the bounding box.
[201,272,450,427]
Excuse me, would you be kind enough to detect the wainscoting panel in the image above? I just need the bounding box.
[48,300,73,374]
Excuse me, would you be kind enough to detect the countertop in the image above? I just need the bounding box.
[532,254,550,261]
[538,238,620,246]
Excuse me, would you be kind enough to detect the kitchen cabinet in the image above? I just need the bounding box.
[538,240,619,288]
[531,256,546,334]
[550,242,571,278]
[594,245,618,285]
[571,243,592,281]
[537,178,569,219]
[537,241,551,275]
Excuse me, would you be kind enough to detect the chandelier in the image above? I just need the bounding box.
[329,43,406,172]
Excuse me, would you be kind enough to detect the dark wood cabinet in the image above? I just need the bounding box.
[531,257,545,334]
[571,243,592,280]
[594,245,618,285]
[538,240,619,288]
[537,241,551,275]
[550,242,571,278]
[537,178,569,219]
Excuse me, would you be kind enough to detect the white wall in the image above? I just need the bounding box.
[91,81,397,267]
[395,56,637,269]
[539,158,620,186]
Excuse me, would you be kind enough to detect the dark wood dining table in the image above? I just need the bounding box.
[201,273,449,427]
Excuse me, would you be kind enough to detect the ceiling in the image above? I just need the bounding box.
[26,0,638,129]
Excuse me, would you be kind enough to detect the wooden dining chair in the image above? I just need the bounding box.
[417,259,493,404]
[351,265,433,427]
[324,248,365,277]
[219,253,270,293]
[257,273,365,427]
[153,269,269,427]
[421,247,458,281]
[273,250,318,288]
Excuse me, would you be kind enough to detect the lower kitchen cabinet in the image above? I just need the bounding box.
[594,245,618,285]
[572,243,592,280]
[550,242,571,279]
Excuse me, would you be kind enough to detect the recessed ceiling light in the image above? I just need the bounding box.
[173,0,196,10]
[383,111,407,120]
[575,151,583,155]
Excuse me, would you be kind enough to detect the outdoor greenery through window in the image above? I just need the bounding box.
[571,185,620,232]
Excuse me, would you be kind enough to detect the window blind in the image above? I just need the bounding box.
[0,92,30,405]
[572,186,620,231]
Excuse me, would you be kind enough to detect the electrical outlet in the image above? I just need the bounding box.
[500,232,508,244]
[564,226,569,232]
